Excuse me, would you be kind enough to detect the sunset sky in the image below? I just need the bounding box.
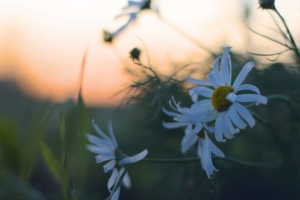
[0,0,299,106]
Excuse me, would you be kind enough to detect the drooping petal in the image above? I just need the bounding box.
[118,149,148,166]
[221,113,235,139]
[103,159,117,173]
[111,187,121,200]
[186,76,217,87]
[214,114,226,142]
[181,131,198,153]
[107,168,118,190]
[233,103,255,127]
[120,166,131,189]
[232,61,255,89]
[228,105,247,129]
[224,113,240,135]
[236,94,268,105]
[236,84,260,95]
[162,121,188,129]
[205,132,225,157]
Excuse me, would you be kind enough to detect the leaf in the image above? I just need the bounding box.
[39,140,62,182]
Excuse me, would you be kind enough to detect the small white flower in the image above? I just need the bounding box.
[187,47,268,142]
[87,120,148,200]
[112,0,150,37]
[163,99,224,178]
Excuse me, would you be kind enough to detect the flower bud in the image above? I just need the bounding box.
[258,0,275,9]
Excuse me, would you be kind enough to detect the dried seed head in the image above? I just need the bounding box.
[258,0,275,10]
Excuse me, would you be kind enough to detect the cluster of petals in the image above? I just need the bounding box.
[86,120,148,200]
[163,98,224,178]
[187,46,268,142]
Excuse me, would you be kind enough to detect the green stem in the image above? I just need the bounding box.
[143,156,271,167]
[273,6,300,60]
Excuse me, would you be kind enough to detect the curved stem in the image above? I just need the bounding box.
[273,6,300,60]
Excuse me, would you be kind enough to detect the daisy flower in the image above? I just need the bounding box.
[163,98,224,178]
[187,46,268,142]
[104,0,159,41]
[87,120,148,200]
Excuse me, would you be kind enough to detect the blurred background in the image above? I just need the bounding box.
[0,0,300,199]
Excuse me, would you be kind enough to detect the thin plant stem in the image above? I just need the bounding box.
[142,156,272,167]
[273,6,300,59]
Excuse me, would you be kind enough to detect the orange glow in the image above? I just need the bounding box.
[0,0,299,106]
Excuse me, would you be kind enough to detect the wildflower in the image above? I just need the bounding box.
[187,47,268,142]
[163,98,224,178]
[104,0,150,42]
[87,120,148,200]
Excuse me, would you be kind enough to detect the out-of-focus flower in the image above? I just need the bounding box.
[187,47,268,142]
[104,0,159,42]
[258,0,275,9]
[163,99,224,178]
[162,97,215,135]
[87,120,148,200]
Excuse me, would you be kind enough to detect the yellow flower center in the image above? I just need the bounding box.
[211,85,234,112]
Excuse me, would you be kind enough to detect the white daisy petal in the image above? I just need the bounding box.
[192,86,213,98]
[236,94,268,105]
[120,167,131,189]
[186,76,217,87]
[86,134,115,150]
[103,159,117,173]
[224,113,239,135]
[215,114,226,142]
[92,120,114,144]
[118,149,148,166]
[221,47,232,85]
[86,145,115,155]
[111,187,121,200]
[206,134,225,158]
[236,84,260,95]
[190,99,213,110]
[228,105,247,129]
[163,121,188,129]
[162,108,178,117]
[95,154,115,163]
[108,121,118,147]
[107,168,118,190]
[212,56,222,85]
[233,103,255,127]
[232,61,255,89]
[221,113,234,139]
[181,131,198,153]
[207,72,216,84]
[193,123,204,133]
[189,88,198,102]
[226,93,237,103]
